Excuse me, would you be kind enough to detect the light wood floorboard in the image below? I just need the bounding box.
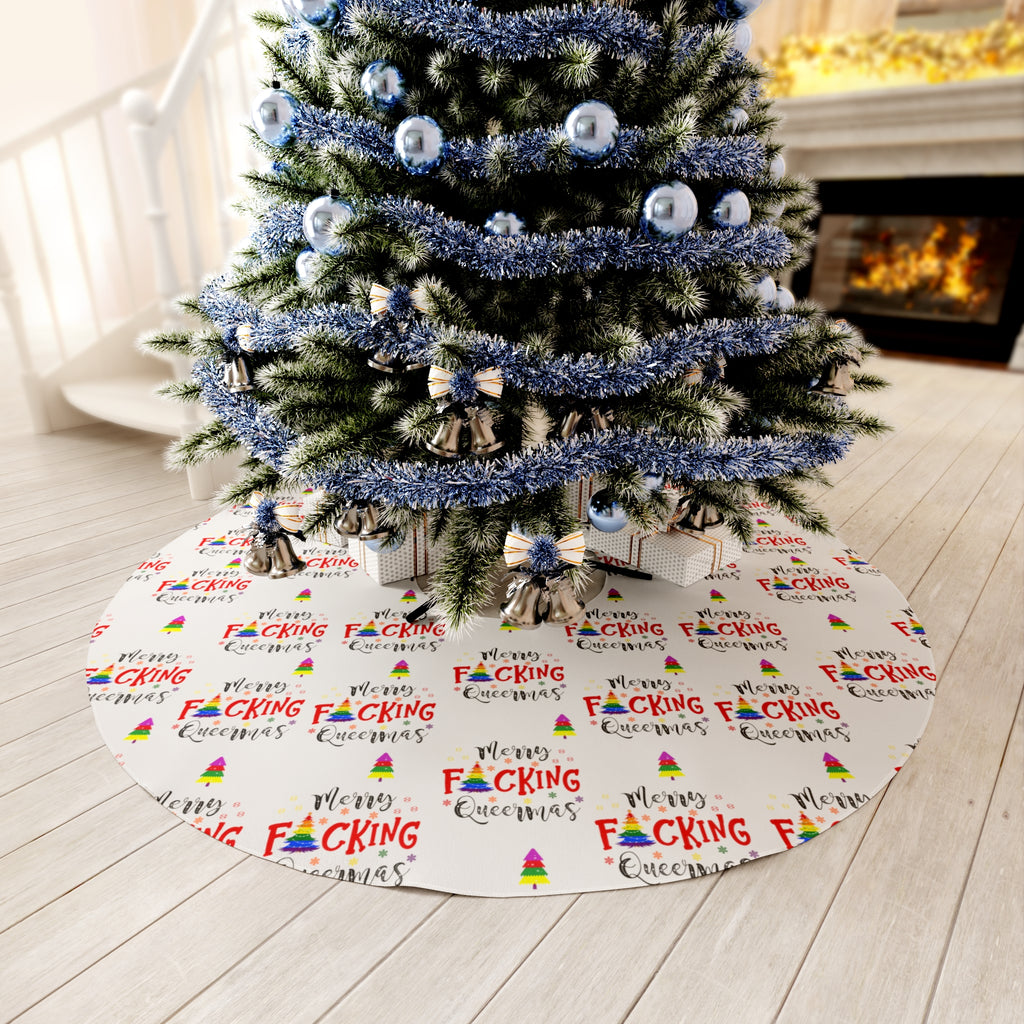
[0,354,1021,1024]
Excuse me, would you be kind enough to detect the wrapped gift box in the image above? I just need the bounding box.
[358,519,446,585]
[585,523,743,589]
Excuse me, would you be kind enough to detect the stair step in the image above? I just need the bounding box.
[61,375,196,437]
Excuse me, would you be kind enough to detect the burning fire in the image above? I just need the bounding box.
[849,220,991,315]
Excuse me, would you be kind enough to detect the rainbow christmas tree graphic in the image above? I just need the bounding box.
[207,536,227,546]
[357,620,379,636]
[281,813,319,853]
[797,813,820,841]
[790,555,807,566]
[197,757,226,786]
[823,752,854,782]
[226,556,242,568]
[193,695,222,718]
[709,589,726,602]
[168,579,190,591]
[327,700,354,722]
[756,518,770,527]
[771,576,793,590]
[840,660,867,680]
[606,588,623,602]
[601,692,628,715]
[617,812,654,847]
[234,621,259,638]
[828,614,853,631]
[695,619,718,636]
[519,849,549,889]
[499,619,519,632]
[125,718,153,743]
[390,660,410,678]
[295,588,311,602]
[847,554,870,566]
[294,657,314,676]
[368,753,394,782]
[161,615,185,634]
[401,589,417,603]
[553,714,575,737]
[760,659,782,676]
[460,763,492,792]
[86,665,113,685]
[909,617,926,635]
[735,697,764,720]
[658,751,683,778]
[664,656,684,674]
[468,662,493,682]
[576,620,600,636]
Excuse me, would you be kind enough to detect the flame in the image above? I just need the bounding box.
[849,220,991,314]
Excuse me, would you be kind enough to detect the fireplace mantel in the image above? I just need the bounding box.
[775,77,1024,181]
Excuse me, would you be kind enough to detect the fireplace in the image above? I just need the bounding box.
[792,180,1023,363]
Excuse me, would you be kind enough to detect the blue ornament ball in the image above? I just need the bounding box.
[641,471,666,491]
[361,61,405,110]
[641,181,698,240]
[302,193,354,255]
[723,106,749,132]
[731,20,754,55]
[564,100,619,163]
[484,211,526,236]
[250,85,298,147]
[394,115,446,175]
[710,189,751,229]
[715,0,763,18]
[752,274,777,306]
[295,247,319,283]
[282,0,339,28]
[774,285,796,311]
[587,489,629,533]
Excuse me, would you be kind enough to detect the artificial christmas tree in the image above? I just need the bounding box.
[146,0,887,627]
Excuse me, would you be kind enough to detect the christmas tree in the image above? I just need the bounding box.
[601,691,627,715]
[617,811,655,847]
[519,848,550,889]
[368,752,394,781]
[390,659,411,677]
[553,713,575,736]
[193,695,223,718]
[658,751,684,778]
[796,812,819,841]
[281,812,319,852]
[125,718,154,743]
[734,696,763,719]
[823,751,853,782]
[328,698,355,721]
[664,655,684,674]
[828,613,852,631]
[759,658,780,675]
[197,756,226,786]
[460,762,493,791]
[468,662,493,682]
[147,0,886,627]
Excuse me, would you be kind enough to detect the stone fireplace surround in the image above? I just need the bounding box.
[775,77,1024,365]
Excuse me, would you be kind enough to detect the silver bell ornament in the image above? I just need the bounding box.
[250,82,298,147]
[357,502,391,542]
[674,498,724,533]
[466,405,503,456]
[559,404,614,439]
[394,115,446,175]
[587,489,629,533]
[641,181,698,240]
[334,505,364,538]
[242,537,274,576]
[564,100,619,162]
[425,406,468,458]
[361,61,405,110]
[282,0,339,28]
[267,533,307,579]
[484,211,526,236]
[500,575,546,630]
[302,192,354,255]
[223,352,253,393]
[810,353,860,397]
[711,189,751,229]
[543,575,587,627]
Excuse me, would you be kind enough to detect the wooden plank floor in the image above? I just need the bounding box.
[1,355,1021,1024]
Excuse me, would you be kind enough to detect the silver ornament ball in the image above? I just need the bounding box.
[361,61,405,110]
[711,189,751,229]
[641,181,698,240]
[564,100,620,163]
[752,274,777,306]
[723,106,749,132]
[295,247,319,283]
[768,153,786,179]
[394,115,446,175]
[484,210,526,236]
[302,193,354,255]
[641,471,666,491]
[732,20,754,55]
[282,0,339,28]
[250,86,298,147]
[774,285,796,311]
[587,489,629,533]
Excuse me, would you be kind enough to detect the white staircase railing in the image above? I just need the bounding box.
[0,0,261,497]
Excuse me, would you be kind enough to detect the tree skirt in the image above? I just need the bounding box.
[86,506,936,896]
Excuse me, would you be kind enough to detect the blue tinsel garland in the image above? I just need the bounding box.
[194,359,850,507]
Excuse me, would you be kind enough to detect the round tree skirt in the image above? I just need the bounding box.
[86,506,936,896]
